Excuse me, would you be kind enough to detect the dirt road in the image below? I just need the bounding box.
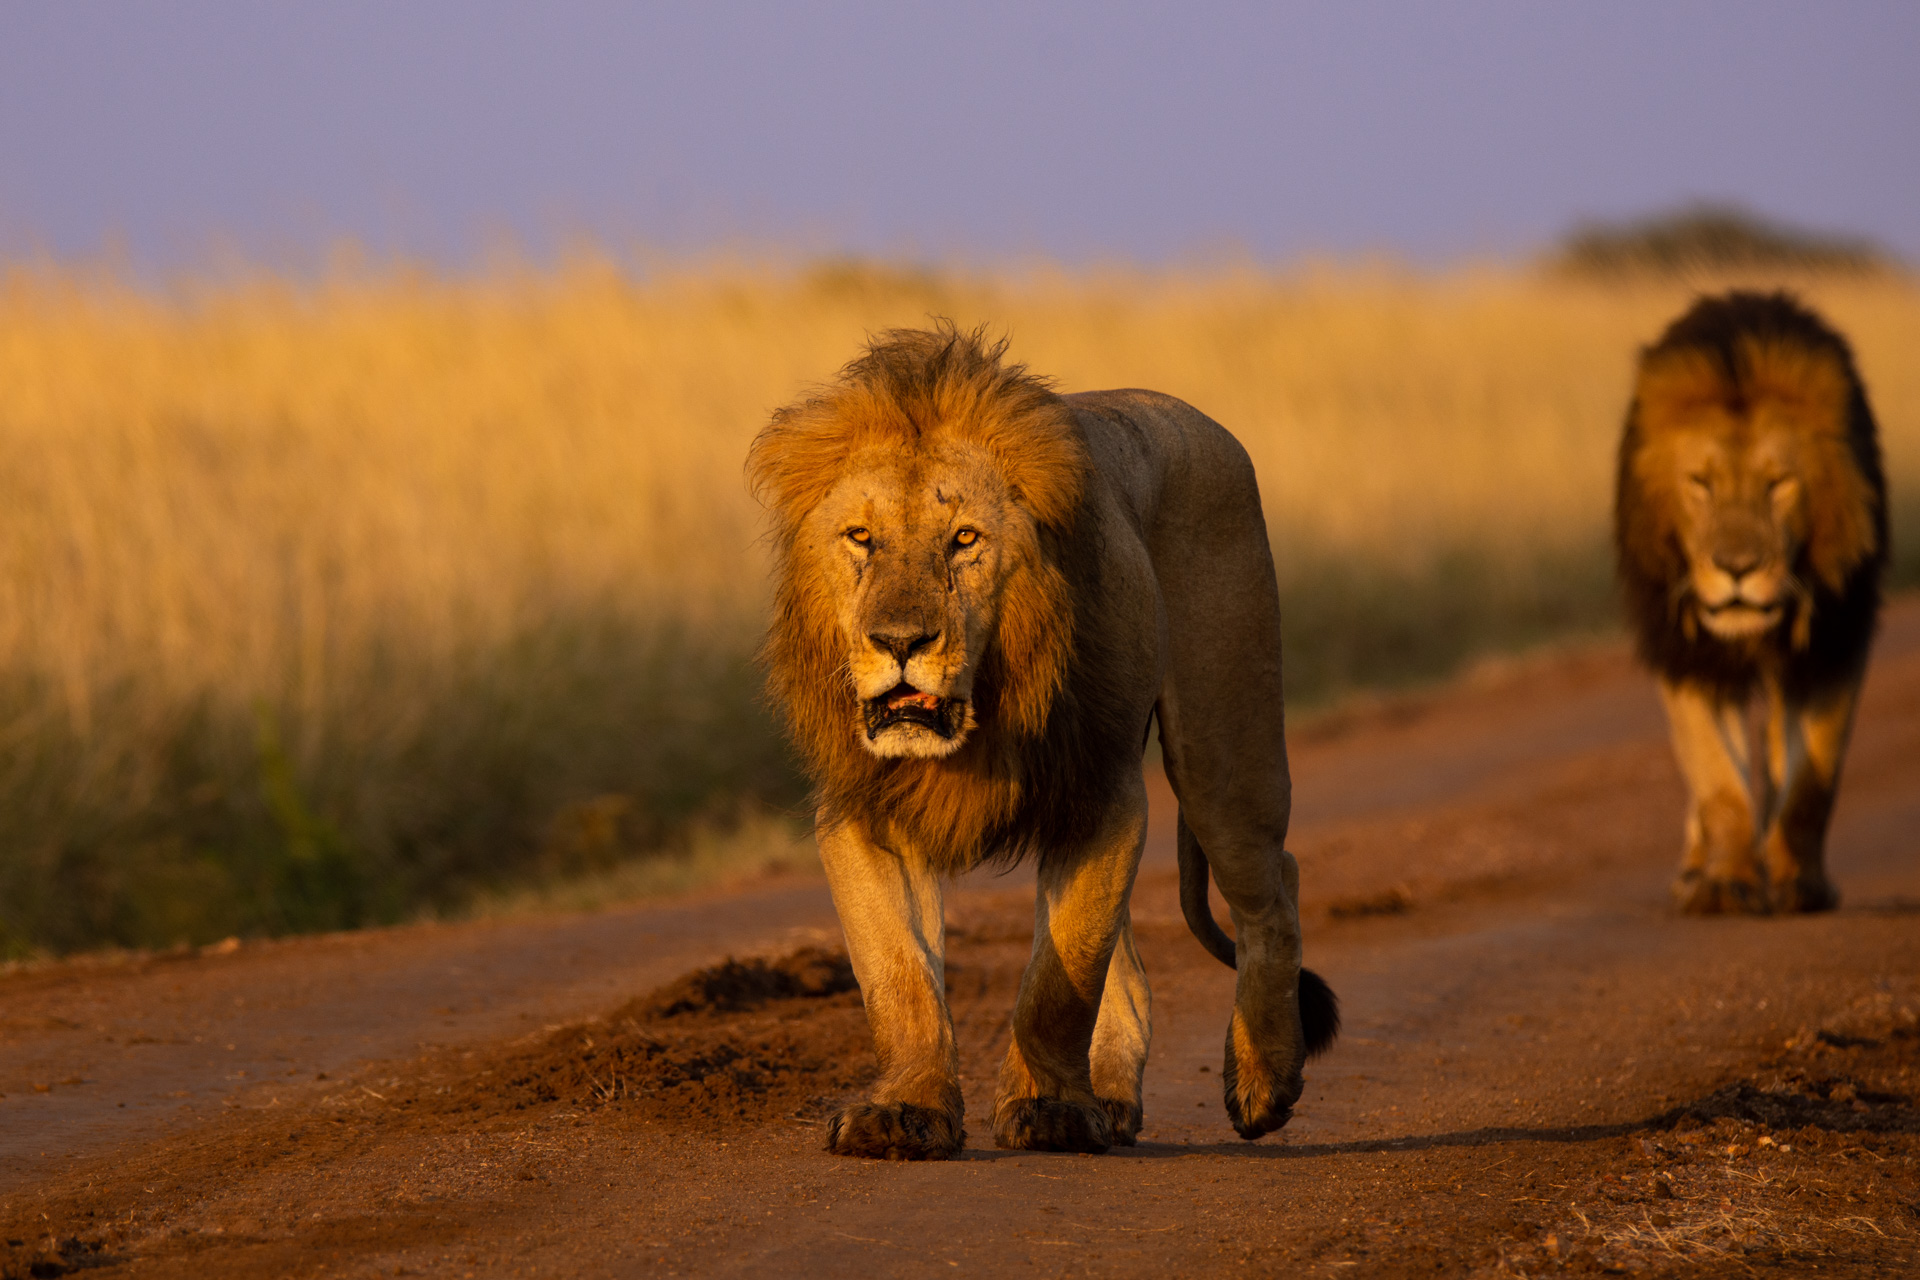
[5,603,1919,1278]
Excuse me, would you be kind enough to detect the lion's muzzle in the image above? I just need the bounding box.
[1693,561,1791,639]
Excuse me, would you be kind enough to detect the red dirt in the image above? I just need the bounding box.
[4,601,1919,1278]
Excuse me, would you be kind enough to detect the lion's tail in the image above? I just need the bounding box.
[1177,813,1340,1059]
[1177,812,1240,967]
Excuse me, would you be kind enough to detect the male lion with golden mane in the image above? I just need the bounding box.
[1616,291,1887,915]
[748,324,1337,1161]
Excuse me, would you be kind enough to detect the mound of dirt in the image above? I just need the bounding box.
[619,945,858,1020]
[1664,1017,1920,1138]
[0,948,886,1280]
[419,946,873,1131]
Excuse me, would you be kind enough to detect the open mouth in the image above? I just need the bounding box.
[864,683,956,740]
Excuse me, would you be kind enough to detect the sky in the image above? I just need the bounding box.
[1,1,1915,269]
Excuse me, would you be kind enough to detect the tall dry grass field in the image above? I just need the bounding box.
[3,257,1916,954]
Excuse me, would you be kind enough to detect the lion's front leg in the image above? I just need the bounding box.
[1659,679,1766,915]
[817,819,965,1161]
[1760,675,1858,913]
[993,780,1147,1154]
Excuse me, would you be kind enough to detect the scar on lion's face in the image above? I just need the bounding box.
[805,441,1031,759]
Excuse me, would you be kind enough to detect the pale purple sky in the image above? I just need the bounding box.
[2,2,1915,268]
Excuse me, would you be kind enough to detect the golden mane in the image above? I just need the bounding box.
[1615,291,1887,696]
[748,324,1130,870]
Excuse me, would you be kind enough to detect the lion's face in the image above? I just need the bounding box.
[803,439,1033,759]
[1663,417,1810,641]
[1626,324,1879,650]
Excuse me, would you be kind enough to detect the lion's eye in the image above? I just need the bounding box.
[1687,474,1711,494]
[954,528,978,548]
[846,528,871,546]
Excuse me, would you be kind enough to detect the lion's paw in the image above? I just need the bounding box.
[993,1096,1113,1153]
[1222,1019,1303,1141]
[1097,1096,1142,1147]
[1673,870,1769,916]
[826,1102,964,1161]
[1768,874,1839,915]
[1220,1059,1299,1141]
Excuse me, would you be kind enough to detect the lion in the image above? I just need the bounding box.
[747,324,1338,1160]
[1615,291,1887,915]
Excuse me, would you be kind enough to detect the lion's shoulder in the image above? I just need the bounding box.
[1064,389,1264,531]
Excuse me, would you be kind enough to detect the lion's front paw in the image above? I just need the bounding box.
[992,1096,1113,1153]
[1097,1096,1142,1147]
[1672,869,1768,916]
[1768,873,1839,914]
[826,1102,964,1161]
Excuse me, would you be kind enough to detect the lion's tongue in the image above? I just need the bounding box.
[888,690,941,712]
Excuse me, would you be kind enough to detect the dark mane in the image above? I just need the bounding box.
[1614,291,1886,700]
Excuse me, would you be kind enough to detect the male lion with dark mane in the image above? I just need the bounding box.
[748,324,1337,1160]
[1616,291,1887,915]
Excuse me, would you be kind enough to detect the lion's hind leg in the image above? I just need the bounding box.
[1089,921,1151,1145]
[1213,845,1311,1140]
[1660,679,1768,915]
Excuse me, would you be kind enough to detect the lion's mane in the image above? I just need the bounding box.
[1614,291,1887,700]
[747,325,1139,871]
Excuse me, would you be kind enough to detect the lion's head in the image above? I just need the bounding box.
[748,324,1111,862]
[807,431,1043,758]
[1616,292,1886,689]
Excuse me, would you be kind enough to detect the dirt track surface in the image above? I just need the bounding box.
[5,602,1920,1278]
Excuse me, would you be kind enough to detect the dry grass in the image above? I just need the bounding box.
[1546,1143,1915,1274]
[457,811,819,922]
[2,253,1916,953]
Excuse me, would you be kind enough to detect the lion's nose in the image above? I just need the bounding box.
[1713,549,1763,580]
[869,629,940,665]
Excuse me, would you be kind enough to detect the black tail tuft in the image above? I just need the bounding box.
[1299,968,1340,1058]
